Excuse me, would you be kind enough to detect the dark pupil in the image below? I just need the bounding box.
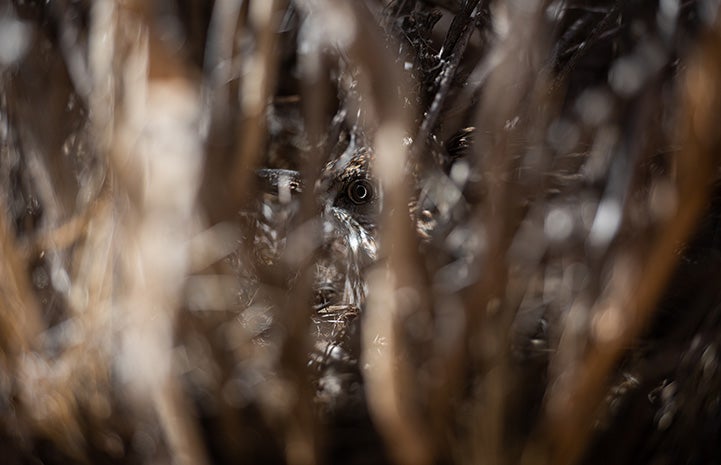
[349,180,372,204]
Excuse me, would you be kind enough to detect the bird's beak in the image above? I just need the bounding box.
[255,169,303,203]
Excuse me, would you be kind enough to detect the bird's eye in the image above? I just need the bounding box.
[347,179,374,205]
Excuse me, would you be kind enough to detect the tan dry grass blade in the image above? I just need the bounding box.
[104,3,209,465]
[539,11,721,465]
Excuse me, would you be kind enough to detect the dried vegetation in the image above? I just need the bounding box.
[2,0,721,464]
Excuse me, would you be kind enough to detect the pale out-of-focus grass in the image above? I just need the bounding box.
[1,1,721,465]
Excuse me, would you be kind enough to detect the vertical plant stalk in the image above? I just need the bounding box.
[230,0,286,209]
[106,3,209,465]
[414,0,483,163]
[0,196,43,360]
[337,2,435,464]
[295,0,431,463]
[19,193,116,459]
[0,83,43,361]
[202,0,245,131]
[540,11,721,465]
[463,2,554,464]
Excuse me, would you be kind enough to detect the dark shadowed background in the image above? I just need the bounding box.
[1,1,721,464]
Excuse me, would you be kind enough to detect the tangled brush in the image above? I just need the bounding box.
[2,1,721,464]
